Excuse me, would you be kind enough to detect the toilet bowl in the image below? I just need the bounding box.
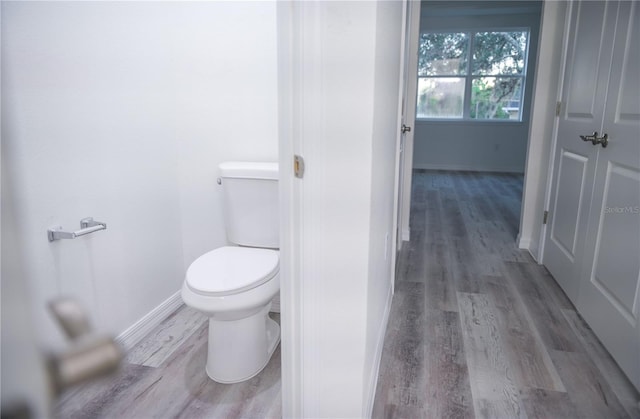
[182,246,280,383]
[181,161,280,384]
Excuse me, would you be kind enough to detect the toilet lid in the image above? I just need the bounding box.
[186,247,279,295]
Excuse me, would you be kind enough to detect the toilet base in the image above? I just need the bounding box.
[205,305,280,384]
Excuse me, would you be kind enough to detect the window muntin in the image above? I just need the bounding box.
[417,30,529,121]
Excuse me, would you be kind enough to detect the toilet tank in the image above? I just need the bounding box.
[219,162,279,249]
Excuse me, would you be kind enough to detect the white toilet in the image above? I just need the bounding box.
[181,161,280,384]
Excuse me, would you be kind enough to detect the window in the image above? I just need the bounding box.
[417,30,529,121]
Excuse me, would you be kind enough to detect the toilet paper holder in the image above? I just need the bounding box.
[47,217,107,242]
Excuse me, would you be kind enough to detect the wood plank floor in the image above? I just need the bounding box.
[373,170,640,419]
[55,170,639,418]
[54,310,282,418]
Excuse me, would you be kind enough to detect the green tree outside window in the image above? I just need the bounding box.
[417,31,528,120]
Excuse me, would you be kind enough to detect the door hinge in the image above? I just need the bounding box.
[294,155,305,179]
[555,101,561,117]
[543,210,549,224]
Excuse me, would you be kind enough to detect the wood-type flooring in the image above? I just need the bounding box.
[56,170,639,418]
[372,170,640,419]
[55,311,282,418]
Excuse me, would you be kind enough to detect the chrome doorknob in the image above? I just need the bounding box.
[401,124,411,134]
[47,297,123,395]
[579,131,608,148]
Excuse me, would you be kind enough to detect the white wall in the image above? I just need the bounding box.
[278,1,403,417]
[365,0,404,414]
[414,121,531,172]
[1,1,278,348]
[172,3,279,268]
[413,1,542,173]
[302,3,376,414]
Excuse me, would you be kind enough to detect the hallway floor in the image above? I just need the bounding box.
[373,170,640,419]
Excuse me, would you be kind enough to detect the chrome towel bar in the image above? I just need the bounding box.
[48,217,107,242]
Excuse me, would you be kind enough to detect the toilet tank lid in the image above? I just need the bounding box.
[219,162,278,180]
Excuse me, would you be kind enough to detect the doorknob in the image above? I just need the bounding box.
[47,297,123,395]
[401,124,411,134]
[579,131,608,148]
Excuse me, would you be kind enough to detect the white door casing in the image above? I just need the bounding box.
[544,0,640,390]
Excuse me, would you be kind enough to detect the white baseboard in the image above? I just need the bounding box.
[414,163,524,173]
[516,234,541,263]
[116,290,183,351]
[402,228,410,242]
[516,233,531,249]
[364,285,394,417]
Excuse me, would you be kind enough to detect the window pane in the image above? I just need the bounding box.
[471,77,523,120]
[417,77,465,118]
[418,32,469,76]
[472,31,528,75]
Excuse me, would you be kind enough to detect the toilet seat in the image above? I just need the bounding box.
[186,246,279,296]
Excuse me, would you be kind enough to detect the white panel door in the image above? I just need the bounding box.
[543,1,617,302]
[576,1,640,390]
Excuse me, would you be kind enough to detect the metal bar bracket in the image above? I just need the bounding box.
[47,218,107,242]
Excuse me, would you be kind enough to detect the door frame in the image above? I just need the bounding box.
[276,2,304,416]
[536,1,572,263]
[396,0,421,250]
[518,0,570,262]
[403,2,553,261]
[277,1,418,416]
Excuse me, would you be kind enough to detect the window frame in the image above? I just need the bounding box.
[416,27,531,123]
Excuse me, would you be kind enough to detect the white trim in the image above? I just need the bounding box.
[399,0,421,253]
[277,2,308,417]
[414,163,524,173]
[391,0,409,291]
[402,228,411,242]
[116,291,183,351]
[518,0,569,268]
[364,285,394,417]
[538,1,572,266]
[517,234,542,263]
[516,233,531,249]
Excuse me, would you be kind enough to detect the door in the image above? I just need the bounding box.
[396,0,420,249]
[543,1,616,303]
[576,0,640,389]
[1,213,51,417]
[544,0,640,389]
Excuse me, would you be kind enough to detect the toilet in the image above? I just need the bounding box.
[181,161,280,384]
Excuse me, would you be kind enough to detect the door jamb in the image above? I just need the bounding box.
[535,1,572,264]
[397,0,421,250]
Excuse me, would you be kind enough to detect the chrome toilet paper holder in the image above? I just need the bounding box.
[47,217,107,242]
